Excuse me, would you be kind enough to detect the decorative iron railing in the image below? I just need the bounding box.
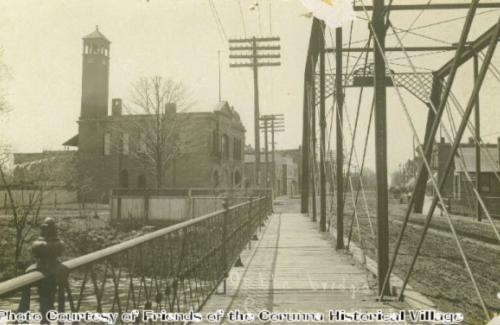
[0,195,272,323]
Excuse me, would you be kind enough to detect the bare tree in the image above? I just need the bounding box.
[0,48,11,113]
[0,148,45,275]
[124,76,194,188]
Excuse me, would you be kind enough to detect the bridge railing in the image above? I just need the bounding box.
[0,195,272,322]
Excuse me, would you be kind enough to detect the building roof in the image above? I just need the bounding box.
[63,134,78,147]
[454,146,500,173]
[83,26,110,43]
[244,153,294,165]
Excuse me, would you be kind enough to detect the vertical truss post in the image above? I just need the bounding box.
[474,53,482,221]
[319,22,327,232]
[335,26,344,245]
[301,76,311,213]
[414,75,443,213]
[312,79,318,223]
[373,0,390,296]
[302,18,322,216]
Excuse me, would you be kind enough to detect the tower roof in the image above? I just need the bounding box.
[83,26,110,43]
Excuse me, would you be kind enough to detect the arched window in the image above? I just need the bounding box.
[137,175,146,188]
[234,170,242,188]
[213,170,220,187]
[221,134,229,159]
[119,170,129,188]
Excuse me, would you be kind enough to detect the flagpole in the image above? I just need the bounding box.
[218,50,221,102]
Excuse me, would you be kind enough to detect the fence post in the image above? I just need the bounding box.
[144,191,150,222]
[221,197,229,294]
[19,218,68,323]
[247,197,254,249]
[117,196,122,220]
[187,189,193,219]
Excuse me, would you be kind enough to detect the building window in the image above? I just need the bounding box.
[213,169,220,187]
[122,133,129,155]
[233,138,242,161]
[119,170,129,188]
[480,173,491,193]
[211,129,218,155]
[138,132,147,153]
[221,134,229,159]
[234,170,242,188]
[137,175,146,188]
[104,133,111,155]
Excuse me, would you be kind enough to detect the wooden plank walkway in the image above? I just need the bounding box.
[201,211,409,324]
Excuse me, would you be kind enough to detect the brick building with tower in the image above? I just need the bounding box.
[63,27,245,201]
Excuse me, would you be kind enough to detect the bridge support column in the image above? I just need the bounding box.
[335,26,344,245]
[372,0,390,296]
[319,22,327,232]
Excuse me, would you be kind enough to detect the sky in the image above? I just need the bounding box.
[0,0,500,174]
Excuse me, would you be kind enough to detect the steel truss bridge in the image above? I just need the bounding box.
[301,1,500,322]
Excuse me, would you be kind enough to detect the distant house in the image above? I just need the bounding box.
[433,138,500,216]
[12,151,76,188]
[244,148,300,196]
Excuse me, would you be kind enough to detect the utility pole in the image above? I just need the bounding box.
[373,0,390,296]
[229,37,281,186]
[260,114,284,193]
[335,26,344,244]
[474,53,482,222]
[218,50,222,101]
[264,120,270,187]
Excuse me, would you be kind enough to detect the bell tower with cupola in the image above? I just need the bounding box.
[81,26,110,119]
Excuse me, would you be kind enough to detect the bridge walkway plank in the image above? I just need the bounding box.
[201,212,408,324]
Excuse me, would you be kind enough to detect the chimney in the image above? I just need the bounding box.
[468,137,474,145]
[165,102,177,115]
[112,98,122,116]
[498,137,500,162]
[440,137,445,144]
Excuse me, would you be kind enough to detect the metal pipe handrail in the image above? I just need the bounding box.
[0,196,266,298]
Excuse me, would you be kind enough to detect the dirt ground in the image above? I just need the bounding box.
[287,192,500,324]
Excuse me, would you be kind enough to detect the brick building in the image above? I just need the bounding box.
[433,137,500,216]
[64,27,245,201]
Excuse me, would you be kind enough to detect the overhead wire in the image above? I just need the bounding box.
[208,0,228,41]
[236,0,247,37]
[347,8,500,47]
[257,0,262,34]
[268,0,273,35]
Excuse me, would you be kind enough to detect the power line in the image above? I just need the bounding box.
[208,0,227,41]
[256,0,262,35]
[347,8,500,47]
[268,0,273,35]
[236,0,247,37]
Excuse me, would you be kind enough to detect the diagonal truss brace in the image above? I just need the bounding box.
[314,71,433,104]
